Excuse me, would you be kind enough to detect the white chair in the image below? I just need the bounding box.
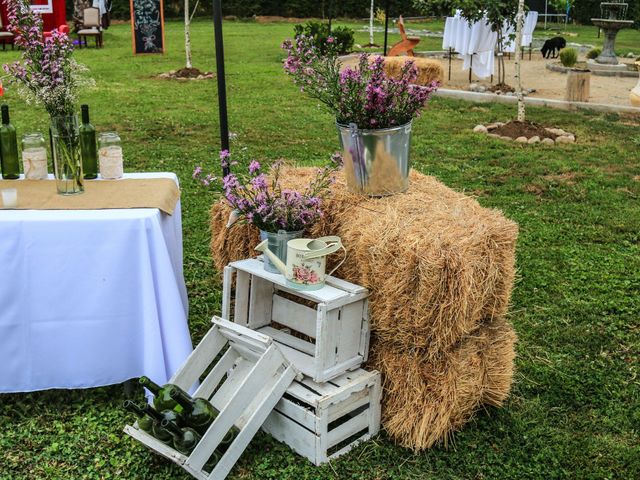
[77,7,103,48]
[0,15,15,51]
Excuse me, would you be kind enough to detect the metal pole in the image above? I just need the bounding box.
[213,0,230,177]
[544,0,548,30]
[328,0,333,32]
[383,0,390,55]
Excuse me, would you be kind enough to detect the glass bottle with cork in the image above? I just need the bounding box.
[79,104,98,179]
[0,104,20,179]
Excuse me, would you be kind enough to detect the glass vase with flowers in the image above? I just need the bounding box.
[194,150,342,272]
[3,0,94,194]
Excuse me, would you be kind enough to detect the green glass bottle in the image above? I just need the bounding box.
[169,388,236,450]
[138,376,186,412]
[203,450,221,473]
[123,400,154,435]
[138,403,181,445]
[0,105,20,179]
[169,388,219,434]
[161,419,201,455]
[79,104,98,179]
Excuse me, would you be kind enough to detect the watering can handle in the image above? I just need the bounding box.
[303,236,343,259]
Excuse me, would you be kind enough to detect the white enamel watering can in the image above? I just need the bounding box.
[255,236,346,290]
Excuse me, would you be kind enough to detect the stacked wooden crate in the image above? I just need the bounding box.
[222,258,382,465]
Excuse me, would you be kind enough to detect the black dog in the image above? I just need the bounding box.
[541,37,567,59]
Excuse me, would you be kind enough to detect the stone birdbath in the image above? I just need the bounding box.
[590,1,634,69]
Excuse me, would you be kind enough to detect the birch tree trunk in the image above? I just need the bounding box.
[184,0,193,69]
[514,0,526,122]
[369,0,375,46]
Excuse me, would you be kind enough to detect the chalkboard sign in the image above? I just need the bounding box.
[130,0,165,55]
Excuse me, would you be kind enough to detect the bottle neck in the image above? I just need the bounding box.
[139,403,164,422]
[170,389,194,413]
[139,376,162,395]
[161,419,183,437]
[123,400,145,419]
[81,105,90,124]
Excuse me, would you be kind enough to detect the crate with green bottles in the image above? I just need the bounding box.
[123,317,300,480]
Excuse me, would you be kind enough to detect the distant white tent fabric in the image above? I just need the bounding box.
[504,11,539,52]
[442,11,539,79]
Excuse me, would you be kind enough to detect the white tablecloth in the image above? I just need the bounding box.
[0,172,193,393]
[504,11,539,52]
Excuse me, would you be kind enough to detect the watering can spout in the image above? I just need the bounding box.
[255,240,287,275]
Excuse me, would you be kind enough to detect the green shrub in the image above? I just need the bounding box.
[559,48,578,68]
[293,21,354,55]
[586,48,601,59]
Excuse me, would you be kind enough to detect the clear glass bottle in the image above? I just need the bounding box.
[21,132,48,180]
[98,132,123,179]
[0,105,20,180]
[80,105,98,179]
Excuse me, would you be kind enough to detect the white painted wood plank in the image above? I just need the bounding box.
[360,299,371,362]
[271,294,318,338]
[272,400,317,432]
[215,317,272,348]
[327,368,375,388]
[207,364,297,479]
[314,304,329,381]
[369,372,382,436]
[317,357,364,386]
[327,410,370,447]
[336,301,365,363]
[248,275,274,330]
[283,380,320,406]
[320,307,339,380]
[269,341,314,379]
[124,425,188,465]
[299,377,337,397]
[221,266,233,320]
[228,342,263,362]
[327,432,371,462]
[259,326,316,356]
[324,275,367,294]
[170,325,226,391]
[262,410,319,464]
[187,345,291,471]
[327,389,370,423]
[233,270,251,326]
[209,358,253,412]
[194,348,239,401]
[230,258,348,304]
[316,406,329,465]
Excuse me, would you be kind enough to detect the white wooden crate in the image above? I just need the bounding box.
[124,317,300,480]
[261,368,382,466]
[222,258,370,383]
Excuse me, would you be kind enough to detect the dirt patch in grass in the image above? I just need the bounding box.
[492,121,558,140]
[543,172,581,185]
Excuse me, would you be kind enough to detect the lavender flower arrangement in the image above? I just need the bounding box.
[195,150,342,233]
[282,35,439,129]
[2,0,94,118]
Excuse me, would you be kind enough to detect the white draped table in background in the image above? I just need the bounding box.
[0,172,193,393]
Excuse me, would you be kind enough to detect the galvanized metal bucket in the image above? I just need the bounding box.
[336,121,412,196]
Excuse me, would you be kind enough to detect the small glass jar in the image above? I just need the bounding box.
[21,132,48,180]
[98,132,123,179]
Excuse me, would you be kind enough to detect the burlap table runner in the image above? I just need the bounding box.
[0,178,180,215]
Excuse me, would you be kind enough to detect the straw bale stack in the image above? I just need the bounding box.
[210,167,518,449]
[379,55,444,86]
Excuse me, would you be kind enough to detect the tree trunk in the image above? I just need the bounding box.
[184,0,192,69]
[369,0,375,46]
[514,0,526,122]
[565,70,590,102]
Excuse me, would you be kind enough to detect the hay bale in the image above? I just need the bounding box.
[210,167,518,357]
[379,55,444,86]
[210,166,518,449]
[370,317,517,450]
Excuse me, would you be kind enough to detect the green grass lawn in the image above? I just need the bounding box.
[1,19,639,479]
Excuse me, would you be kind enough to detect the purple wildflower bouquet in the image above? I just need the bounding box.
[2,0,93,117]
[282,35,439,129]
[195,150,342,233]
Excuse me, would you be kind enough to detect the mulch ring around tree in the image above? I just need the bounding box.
[157,67,215,81]
[474,120,576,144]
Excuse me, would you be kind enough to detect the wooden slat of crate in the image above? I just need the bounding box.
[271,294,317,338]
